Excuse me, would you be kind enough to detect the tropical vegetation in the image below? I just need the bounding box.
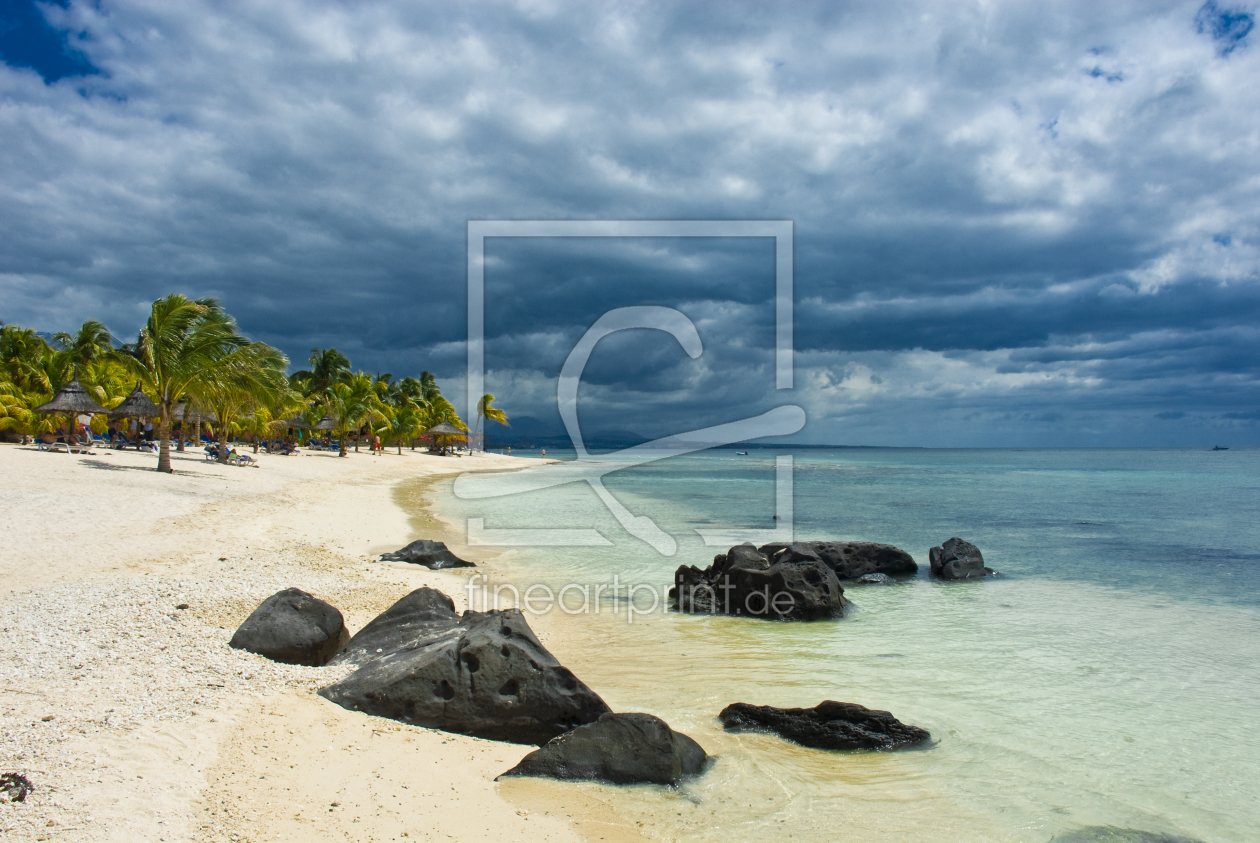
[0,293,473,471]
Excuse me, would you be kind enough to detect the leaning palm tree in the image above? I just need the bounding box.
[189,342,290,463]
[120,294,249,473]
[471,393,508,452]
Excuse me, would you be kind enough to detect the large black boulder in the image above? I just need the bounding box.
[332,587,461,666]
[719,700,930,751]
[228,588,349,666]
[672,543,848,620]
[499,712,708,785]
[1050,828,1204,843]
[379,539,474,569]
[759,541,918,579]
[928,537,995,579]
[319,604,610,745]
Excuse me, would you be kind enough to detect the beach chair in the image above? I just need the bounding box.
[237,453,258,467]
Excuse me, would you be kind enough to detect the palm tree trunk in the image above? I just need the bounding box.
[157,408,173,473]
[339,433,347,457]
[218,425,229,464]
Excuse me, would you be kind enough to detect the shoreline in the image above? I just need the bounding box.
[0,442,613,843]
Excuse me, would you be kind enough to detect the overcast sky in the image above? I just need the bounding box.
[1,0,1258,446]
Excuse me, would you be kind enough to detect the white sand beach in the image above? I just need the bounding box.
[0,442,641,843]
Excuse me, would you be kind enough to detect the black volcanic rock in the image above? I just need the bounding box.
[1050,828,1204,843]
[499,712,708,785]
[759,541,918,579]
[672,543,848,621]
[928,537,995,579]
[319,604,609,745]
[332,587,460,666]
[719,700,930,751]
[228,588,348,666]
[380,539,474,569]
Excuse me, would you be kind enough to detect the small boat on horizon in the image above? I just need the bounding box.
[1211,445,1229,451]
[737,451,749,455]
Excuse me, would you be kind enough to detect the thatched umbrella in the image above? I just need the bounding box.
[110,382,160,420]
[171,401,218,449]
[33,377,108,449]
[425,421,467,453]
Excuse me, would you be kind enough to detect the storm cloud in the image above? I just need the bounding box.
[1,0,1257,446]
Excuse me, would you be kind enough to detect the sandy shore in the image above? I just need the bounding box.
[0,441,636,843]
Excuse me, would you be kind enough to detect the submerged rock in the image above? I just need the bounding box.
[332,587,460,666]
[228,588,349,666]
[719,700,929,751]
[672,543,848,620]
[499,712,708,785]
[928,537,995,580]
[320,600,609,745]
[760,541,918,580]
[854,573,896,585]
[379,539,474,569]
[1050,828,1204,843]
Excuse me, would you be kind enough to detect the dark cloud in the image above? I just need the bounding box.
[1,0,1258,445]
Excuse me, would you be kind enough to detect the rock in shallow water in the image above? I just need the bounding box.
[719,700,930,751]
[379,539,474,569]
[499,712,709,785]
[760,541,918,579]
[672,543,848,620]
[854,573,895,585]
[928,537,995,580]
[1050,828,1204,843]
[320,595,609,745]
[228,588,349,666]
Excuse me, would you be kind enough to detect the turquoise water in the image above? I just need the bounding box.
[429,449,1260,842]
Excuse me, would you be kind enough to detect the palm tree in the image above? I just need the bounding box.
[378,402,425,454]
[325,372,387,457]
[472,393,508,452]
[53,320,114,370]
[291,348,351,399]
[120,294,250,473]
[189,342,290,463]
[0,325,53,394]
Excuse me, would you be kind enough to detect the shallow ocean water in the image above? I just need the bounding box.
[410,449,1260,842]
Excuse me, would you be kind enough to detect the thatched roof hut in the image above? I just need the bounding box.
[33,379,108,416]
[425,421,466,437]
[171,402,217,423]
[109,383,160,419]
